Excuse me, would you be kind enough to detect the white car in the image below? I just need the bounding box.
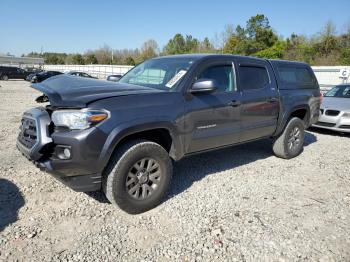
[313,84,350,133]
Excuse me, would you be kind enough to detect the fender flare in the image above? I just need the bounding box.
[97,118,183,171]
[274,105,310,136]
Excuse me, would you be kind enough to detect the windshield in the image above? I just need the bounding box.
[119,57,196,91]
[324,85,350,98]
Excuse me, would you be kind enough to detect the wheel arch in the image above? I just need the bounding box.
[98,121,183,172]
[275,105,310,136]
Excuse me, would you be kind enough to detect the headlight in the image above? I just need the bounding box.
[342,112,350,118]
[52,109,109,130]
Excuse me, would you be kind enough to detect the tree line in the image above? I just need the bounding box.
[25,14,350,66]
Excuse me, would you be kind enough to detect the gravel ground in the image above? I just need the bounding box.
[0,80,350,261]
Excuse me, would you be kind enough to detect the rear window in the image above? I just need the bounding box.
[277,65,317,88]
[238,66,270,90]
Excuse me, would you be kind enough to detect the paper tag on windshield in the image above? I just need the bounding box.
[165,70,187,88]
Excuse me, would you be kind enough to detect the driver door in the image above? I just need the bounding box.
[184,60,241,153]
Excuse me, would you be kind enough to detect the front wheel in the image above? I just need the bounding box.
[272,117,305,159]
[103,140,173,214]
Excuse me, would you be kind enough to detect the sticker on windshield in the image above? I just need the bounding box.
[165,70,187,88]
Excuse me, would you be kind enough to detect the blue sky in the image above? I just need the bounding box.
[1,0,349,56]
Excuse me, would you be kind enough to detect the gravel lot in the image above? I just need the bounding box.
[0,80,349,261]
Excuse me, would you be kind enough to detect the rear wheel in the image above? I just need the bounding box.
[1,75,8,81]
[273,117,305,159]
[103,140,172,214]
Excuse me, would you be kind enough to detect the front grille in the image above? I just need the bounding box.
[18,117,37,149]
[315,121,336,127]
[325,109,340,116]
[339,125,350,129]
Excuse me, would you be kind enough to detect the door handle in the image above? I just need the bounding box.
[267,97,278,103]
[227,100,241,107]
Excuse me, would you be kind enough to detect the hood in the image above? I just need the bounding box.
[322,97,350,111]
[32,74,164,108]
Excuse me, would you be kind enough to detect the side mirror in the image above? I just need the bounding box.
[190,79,217,94]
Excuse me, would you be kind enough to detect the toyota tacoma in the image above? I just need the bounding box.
[17,54,321,214]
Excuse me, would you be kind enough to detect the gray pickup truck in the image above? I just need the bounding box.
[17,54,321,214]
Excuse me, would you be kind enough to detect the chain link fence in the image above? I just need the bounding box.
[43,64,133,79]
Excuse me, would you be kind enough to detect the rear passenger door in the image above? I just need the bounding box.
[236,58,279,141]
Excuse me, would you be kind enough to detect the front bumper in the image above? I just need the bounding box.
[17,107,108,192]
[16,150,103,191]
[313,110,350,133]
[35,160,101,191]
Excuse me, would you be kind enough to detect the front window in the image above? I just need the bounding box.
[325,85,350,98]
[119,57,196,91]
[197,65,234,92]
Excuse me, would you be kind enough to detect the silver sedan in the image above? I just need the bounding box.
[313,84,350,133]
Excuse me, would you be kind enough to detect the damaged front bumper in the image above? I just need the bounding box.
[16,107,105,192]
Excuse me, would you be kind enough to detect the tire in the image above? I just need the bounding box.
[272,117,305,159]
[103,139,173,214]
[1,75,8,81]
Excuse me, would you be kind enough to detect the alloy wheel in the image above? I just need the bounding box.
[288,126,301,151]
[126,158,161,200]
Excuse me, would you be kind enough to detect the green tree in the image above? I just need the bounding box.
[94,45,113,64]
[222,15,278,55]
[308,21,342,65]
[85,54,98,64]
[235,25,246,40]
[71,54,85,64]
[338,28,350,65]
[245,14,270,38]
[24,16,350,66]
[45,54,65,64]
[164,34,187,54]
[339,48,350,65]
[319,21,339,56]
[185,35,199,53]
[125,56,136,65]
[164,33,201,54]
[140,39,158,61]
[283,34,313,63]
[223,35,240,54]
[245,14,278,54]
[200,37,214,53]
[254,41,286,59]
